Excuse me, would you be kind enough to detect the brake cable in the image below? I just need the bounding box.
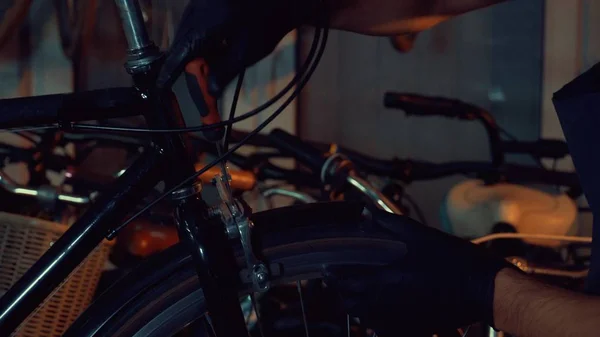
[108,21,330,238]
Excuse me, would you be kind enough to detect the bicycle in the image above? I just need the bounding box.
[0,1,595,336]
[381,92,581,242]
[0,1,415,336]
[258,127,591,337]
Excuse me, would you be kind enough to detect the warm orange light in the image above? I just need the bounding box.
[129,225,178,257]
[195,164,257,191]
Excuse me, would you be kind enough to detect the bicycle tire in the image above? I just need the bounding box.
[0,0,32,51]
[64,202,407,337]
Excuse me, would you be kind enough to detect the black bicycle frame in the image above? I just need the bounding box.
[0,1,249,336]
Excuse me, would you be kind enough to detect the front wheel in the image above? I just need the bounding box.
[65,202,408,337]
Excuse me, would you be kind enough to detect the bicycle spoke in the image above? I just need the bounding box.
[296,281,310,337]
[251,293,266,337]
[205,315,217,336]
[346,314,351,337]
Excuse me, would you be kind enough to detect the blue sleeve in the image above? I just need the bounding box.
[553,63,600,294]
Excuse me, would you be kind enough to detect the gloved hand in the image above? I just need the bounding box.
[325,208,512,336]
[156,0,322,92]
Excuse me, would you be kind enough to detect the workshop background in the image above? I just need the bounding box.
[0,0,597,231]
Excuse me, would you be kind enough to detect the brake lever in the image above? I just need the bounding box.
[184,58,224,142]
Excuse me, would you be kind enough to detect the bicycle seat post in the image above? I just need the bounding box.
[115,0,151,50]
[114,0,161,75]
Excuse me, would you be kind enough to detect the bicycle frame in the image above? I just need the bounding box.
[0,1,249,335]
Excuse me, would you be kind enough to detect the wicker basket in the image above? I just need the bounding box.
[0,212,113,337]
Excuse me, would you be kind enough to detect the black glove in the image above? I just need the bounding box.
[325,208,511,337]
[156,0,321,92]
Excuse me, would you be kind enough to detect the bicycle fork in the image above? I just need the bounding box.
[174,194,250,337]
[115,0,258,335]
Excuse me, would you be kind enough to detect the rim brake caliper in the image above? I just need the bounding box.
[212,164,270,293]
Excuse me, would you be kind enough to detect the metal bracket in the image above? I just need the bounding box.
[171,181,203,201]
[213,171,270,293]
[240,263,281,284]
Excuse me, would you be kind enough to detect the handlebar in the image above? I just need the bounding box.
[341,154,580,192]
[268,129,327,171]
[383,92,575,163]
[500,139,570,159]
[384,92,481,120]
[0,87,146,129]
[501,164,581,195]
[224,129,581,196]
[384,92,504,167]
[268,129,402,214]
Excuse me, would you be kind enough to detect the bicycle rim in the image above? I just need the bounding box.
[65,203,407,337]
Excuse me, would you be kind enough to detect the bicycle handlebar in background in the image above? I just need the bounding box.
[500,139,570,159]
[268,129,403,214]
[384,92,481,119]
[384,92,575,163]
[0,87,146,129]
[226,129,581,196]
[384,92,504,167]
[268,129,327,172]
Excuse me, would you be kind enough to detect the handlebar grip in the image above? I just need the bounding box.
[500,140,570,159]
[384,92,478,120]
[269,129,327,172]
[185,58,223,142]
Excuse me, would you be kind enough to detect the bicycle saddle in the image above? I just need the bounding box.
[442,179,577,248]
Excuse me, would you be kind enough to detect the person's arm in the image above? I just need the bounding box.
[328,0,507,35]
[494,268,600,337]
[158,0,510,87]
